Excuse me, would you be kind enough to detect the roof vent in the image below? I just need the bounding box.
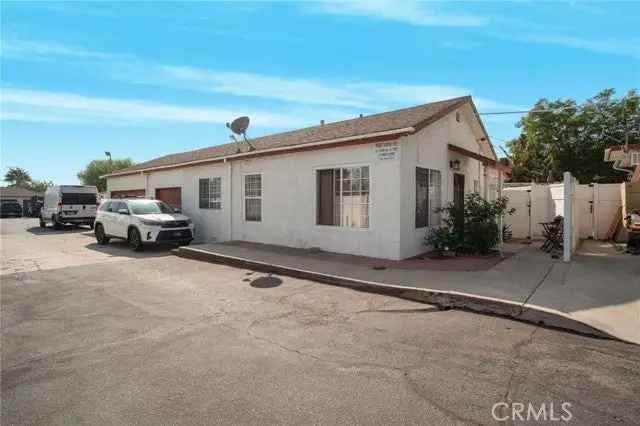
[320,120,325,126]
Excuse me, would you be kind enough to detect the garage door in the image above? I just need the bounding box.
[110,189,146,199]
[155,187,182,210]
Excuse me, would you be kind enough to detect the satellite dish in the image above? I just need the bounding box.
[227,116,250,136]
[226,116,255,151]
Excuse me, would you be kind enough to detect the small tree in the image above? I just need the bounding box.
[29,179,54,194]
[77,158,135,192]
[4,167,32,188]
[426,193,515,255]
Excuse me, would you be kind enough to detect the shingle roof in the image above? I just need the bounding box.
[108,96,475,176]
[0,186,37,198]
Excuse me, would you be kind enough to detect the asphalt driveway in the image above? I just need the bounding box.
[2,218,640,424]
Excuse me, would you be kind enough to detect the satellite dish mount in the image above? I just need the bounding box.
[226,116,255,152]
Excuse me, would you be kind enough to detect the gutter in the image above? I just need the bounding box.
[102,127,415,178]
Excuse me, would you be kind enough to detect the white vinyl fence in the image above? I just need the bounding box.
[503,179,622,242]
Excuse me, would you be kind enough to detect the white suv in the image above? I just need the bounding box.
[94,199,194,251]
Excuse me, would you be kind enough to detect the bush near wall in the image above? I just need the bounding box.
[425,193,515,255]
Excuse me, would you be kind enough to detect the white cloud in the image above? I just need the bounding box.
[314,0,487,27]
[1,37,116,60]
[517,34,640,59]
[137,67,522,113]
[147,65,511,111]
[0,88,325,128]
[1,37,523,129]
[153,65,372,109]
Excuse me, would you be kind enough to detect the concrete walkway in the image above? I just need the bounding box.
[176,240,640,345]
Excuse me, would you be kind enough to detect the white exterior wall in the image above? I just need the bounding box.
[228,141,403,259]
[108,142,403,259]
[399,109,487,259]
[107,173,146,193]
[107,163,231,243]
[106,107,490,260]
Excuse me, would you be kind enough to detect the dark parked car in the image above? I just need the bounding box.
[1,201,23,218]
[26,200,43,218]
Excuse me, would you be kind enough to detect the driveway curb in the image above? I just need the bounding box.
[174,246,619,342]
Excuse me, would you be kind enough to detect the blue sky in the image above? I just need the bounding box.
[1,1,638,184]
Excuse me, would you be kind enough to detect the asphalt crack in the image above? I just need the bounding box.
[501,327,540,404]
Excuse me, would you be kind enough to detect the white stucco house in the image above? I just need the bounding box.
[104,96,507,260]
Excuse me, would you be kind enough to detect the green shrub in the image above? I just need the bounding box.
[425,193,515,255]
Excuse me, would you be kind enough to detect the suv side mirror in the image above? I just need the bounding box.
[118,208,129,215]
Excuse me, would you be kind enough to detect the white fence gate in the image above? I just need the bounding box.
[504,182,621,241]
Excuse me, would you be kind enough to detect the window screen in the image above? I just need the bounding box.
[244,174,262,221]
[429,169,442,227]
[415,168,429,228]
[316,166,369,228]
[199,177,222,209]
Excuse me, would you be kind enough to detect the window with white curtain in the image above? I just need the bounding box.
[317,166,369,228]
[199,177,222,209]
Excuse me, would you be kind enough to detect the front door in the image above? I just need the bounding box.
[454,174,465,210]
[155,187,182,210]
[453,173,465,234]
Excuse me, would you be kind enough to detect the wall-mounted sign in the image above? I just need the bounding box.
[375,141,399,160]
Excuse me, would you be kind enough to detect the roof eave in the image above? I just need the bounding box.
[102,126,416,178]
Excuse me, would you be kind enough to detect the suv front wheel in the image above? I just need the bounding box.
[95,223,110,245]
[128,227,144,252]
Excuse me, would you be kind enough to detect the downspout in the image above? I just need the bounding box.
[226,158,233,241]
[143,172,150,198]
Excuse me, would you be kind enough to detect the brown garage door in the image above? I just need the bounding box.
[110,189,146,199]
[155,187,182,210]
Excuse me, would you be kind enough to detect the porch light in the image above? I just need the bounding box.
[450,159,461,171]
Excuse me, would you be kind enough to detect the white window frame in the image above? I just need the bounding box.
[243,173,262,222]
[198,177,222,210]
[416,167,442,228]
[631,151,640,166]
[315,164,371,230]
